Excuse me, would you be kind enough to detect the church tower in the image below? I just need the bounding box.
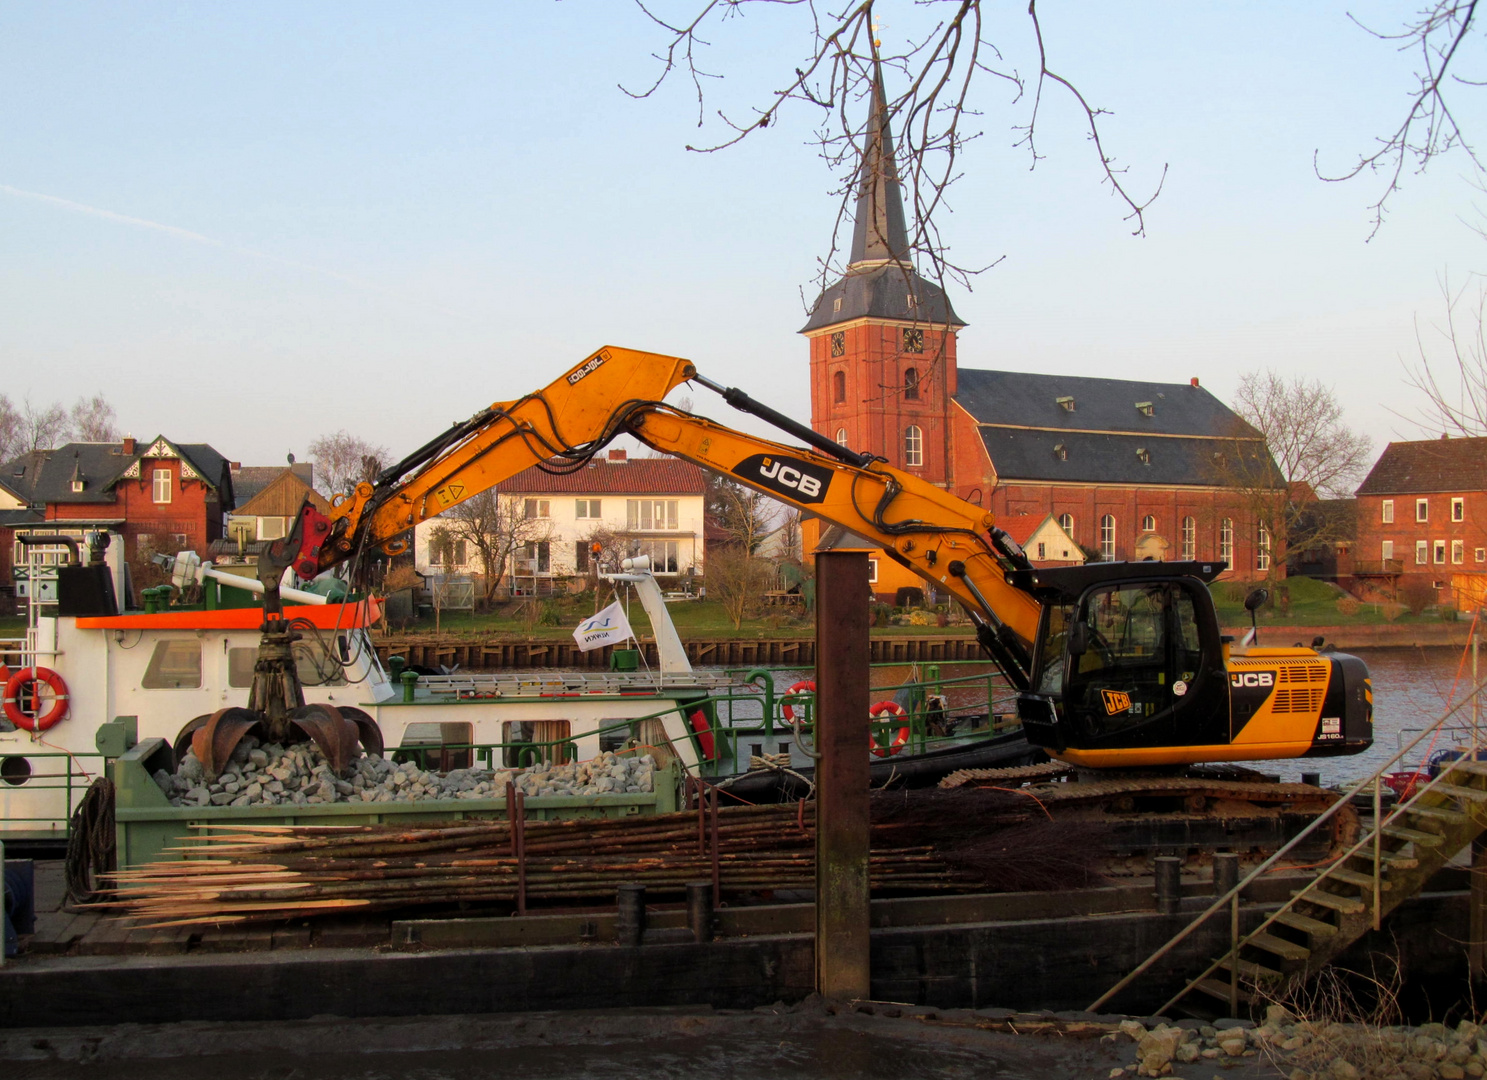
[800,67,966,489]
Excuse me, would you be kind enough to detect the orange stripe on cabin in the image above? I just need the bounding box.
[75,599,383,631]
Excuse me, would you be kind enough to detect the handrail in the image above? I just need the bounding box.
[1088,677,1487,1012]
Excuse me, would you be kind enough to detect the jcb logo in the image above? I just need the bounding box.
[735,453,832,504]
[1230,672,1274,688]
[566,351,609,385]
[1101,689,1132,715]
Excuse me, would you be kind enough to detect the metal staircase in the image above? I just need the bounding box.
[1090,679,1487,1018]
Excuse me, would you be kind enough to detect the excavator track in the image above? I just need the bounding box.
[941,765,1359,860]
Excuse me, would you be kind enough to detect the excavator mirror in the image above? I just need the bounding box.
[1068,620,1090,657]
[1243,588,1268,613]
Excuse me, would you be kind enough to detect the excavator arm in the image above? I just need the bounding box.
[297,346,1044,686]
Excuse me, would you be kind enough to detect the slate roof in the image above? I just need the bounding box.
[500,457,707,495]
[801,265,964,333]
[232,463,313,507]
[0,438,233,506]
[1355,437,1487,495]
[955,369,1257,438]
[980,428,1268,487]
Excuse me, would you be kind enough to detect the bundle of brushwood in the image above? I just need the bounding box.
[102,790,1106,927]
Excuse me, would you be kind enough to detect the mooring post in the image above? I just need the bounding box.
[617,883,646,947]
[1154,856,1182,915]
[813,549,871,1000]
[1212,852,1239,896]
[687,881,714,943]
[1472,838,1487,985]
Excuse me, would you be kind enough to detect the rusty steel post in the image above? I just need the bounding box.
[813,550,871,1000]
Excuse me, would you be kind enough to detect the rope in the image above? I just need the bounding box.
[65,777,116,908]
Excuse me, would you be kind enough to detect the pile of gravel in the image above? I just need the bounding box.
[154,735,656,809]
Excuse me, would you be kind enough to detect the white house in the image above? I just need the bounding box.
[998,513,1085,567]
[412,450,708,590]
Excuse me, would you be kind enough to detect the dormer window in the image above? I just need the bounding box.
[832,297,843,314]
[1056,396,1075,412]
[71,479,85,493]
[1136,447,1150,465]
[1135,401,1154,416]
[1053,443,1067,461]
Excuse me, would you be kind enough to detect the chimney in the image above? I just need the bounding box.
[608,449,628,463]
[1190,377,1199,388]
[122,435,136,455]
[229,461,241,471]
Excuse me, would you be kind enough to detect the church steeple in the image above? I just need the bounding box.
[848,68,910,267]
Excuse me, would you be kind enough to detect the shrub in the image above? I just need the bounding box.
[1382,602,1406,622]
[1398,576,1436,616]
[1336,597,1360,618]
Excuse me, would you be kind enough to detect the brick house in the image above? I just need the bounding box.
[800,70,1279,601]
[1353,436,1487,608]
[1,435,233,606]
[411,450,708,594]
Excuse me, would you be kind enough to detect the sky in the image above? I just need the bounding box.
[3,1,1487,474]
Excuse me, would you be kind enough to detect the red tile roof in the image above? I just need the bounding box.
[1356,437,1487,496]
[500,457,707,495]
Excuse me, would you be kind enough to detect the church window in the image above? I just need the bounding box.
[1059,513,1074,540]
[1142,515,1156,533]
[835,428,849,448]
[830,331,845,357]
[1257,525,1272,572]
[902,328,924,354]
[903,425,923,467]
[832,370,846,403]
[1219,519,1233,565]
[903,367,919,400]
[1181,516,1195,560]
[1099,515,1116,560]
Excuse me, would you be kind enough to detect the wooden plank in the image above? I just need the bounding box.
[1247,931,1310,962]
[1293,888,1366,915]
[1383,825,1444,847]
[1273,909,1338,937]
[1323,867,1393,891]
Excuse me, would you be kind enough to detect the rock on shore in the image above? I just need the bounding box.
[154,736,655,809]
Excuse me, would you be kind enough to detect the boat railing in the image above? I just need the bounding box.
[0,749,106,838]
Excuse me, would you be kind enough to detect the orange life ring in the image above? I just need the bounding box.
[3,666,70,732]
[781,680,816,721]
[869,700,910,757]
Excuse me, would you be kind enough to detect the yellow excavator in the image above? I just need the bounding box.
[186,346,1372,803]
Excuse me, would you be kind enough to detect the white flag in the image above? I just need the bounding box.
[573,600,633,652]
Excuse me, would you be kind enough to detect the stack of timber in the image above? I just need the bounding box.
[102,800,1008,927]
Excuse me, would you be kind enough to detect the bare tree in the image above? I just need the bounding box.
[1320,1,1484,235]
[1209,371,1372,588]
[427,490,548,603]
[627,0,1165,301]
[20,398,69,453]
[705,474,776,553]
[704,546,774,629]
[0,395,22,463]
[307,430,391,497]
[1405,272,1487,436]
[69,394,121,442]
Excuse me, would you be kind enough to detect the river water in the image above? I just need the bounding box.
[720,644,1487,788]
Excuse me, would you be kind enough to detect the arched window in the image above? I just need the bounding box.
[1141,514,1157,533]
[1219,518,1233,566]
[1058,513,1074,540]
[835,428,849,448]
[1256,524,1271,572]
[903,366,920,400]
[903,425,923,466]
[832,370,846,404]
[1181,516,1196,560]
[1099,514,1116,560]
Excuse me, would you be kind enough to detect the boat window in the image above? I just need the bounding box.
[400,722,473,771]
[502,720,573,768]
[228,647,256,688]
[599,719,636,753]
[294,636,349,687]
[142,640,202,689]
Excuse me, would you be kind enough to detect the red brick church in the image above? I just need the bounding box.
[800,72,1272,599]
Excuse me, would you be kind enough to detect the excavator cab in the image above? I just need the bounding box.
[1015,561,1371,768]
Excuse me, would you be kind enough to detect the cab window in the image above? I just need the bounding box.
[1035,602,1075,695]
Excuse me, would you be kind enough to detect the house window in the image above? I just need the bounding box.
[1059,513,1074,540]
[832,370,846,403]
[1417,498,1429,522]
[1477,548,1486,563]
[626,499,678,531]
[1219,518,1233,566]
[903,366,920,399]
[141,640,202,689]
[1435,539,1447,564]
[524,499,550,519]
[519,541,550,574]
[1453,497,1465,522]
[1382,499,1394,523]
[1382,540,1394,561]
[1452,539,1464,564]
[1141,514,1157,533]
[152,467,171,504]
[258,516,286,540]
[903,425,923,467]
[171,533,188,550]
[1099,514,1116,560]
[575,541,590,573]
[867,558,878,584]
[1416,540,1429,565]
[830,331,845,357]
[1036,542,1046,560]
[636,539,680,573]
[575,499,601,519]
[902,328,924,354]
[1181,516,1195,560]
[835,428,849,448]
